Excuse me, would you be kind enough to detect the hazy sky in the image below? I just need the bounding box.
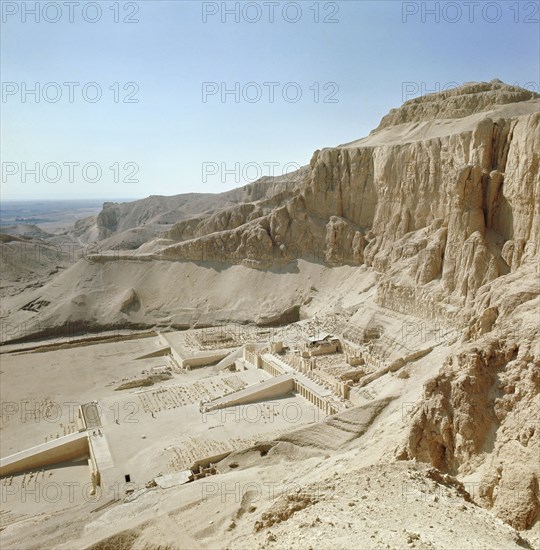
[1,0,539,200]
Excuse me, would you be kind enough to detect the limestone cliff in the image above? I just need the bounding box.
[72,170,305,249]
[4,81,539,530]
[149,82,540,528]
[157,81,539,329]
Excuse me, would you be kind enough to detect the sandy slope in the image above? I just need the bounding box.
[1,259,374,342]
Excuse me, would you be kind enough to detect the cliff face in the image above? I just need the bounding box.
[159,82,539,328]
[150,82,540,529]
[339,109,538,324]
[5,82,538,530]
[71,170,305,249]
[400,306,539,530]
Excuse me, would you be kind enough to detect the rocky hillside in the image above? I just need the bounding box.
[153,80,539,325]
[373,79,537,130]
[72,170,306,249]
[4,81,539,338]
[1,80,538,531]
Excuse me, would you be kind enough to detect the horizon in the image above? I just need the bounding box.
[0,197,143,203]
[2,1,539,201]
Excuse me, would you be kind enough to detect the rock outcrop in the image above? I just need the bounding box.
[72,170,305,249]
[373,80,538,131]
[147,81,540,529]
[153,82,539,332]
[400,318,539,529]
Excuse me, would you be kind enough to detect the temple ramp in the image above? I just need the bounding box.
[204,374,294,411]
[0,432,89,477]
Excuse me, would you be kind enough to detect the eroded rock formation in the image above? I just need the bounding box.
[155,82,538,332]
[148,81,540,528]
[4,81,539,530]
